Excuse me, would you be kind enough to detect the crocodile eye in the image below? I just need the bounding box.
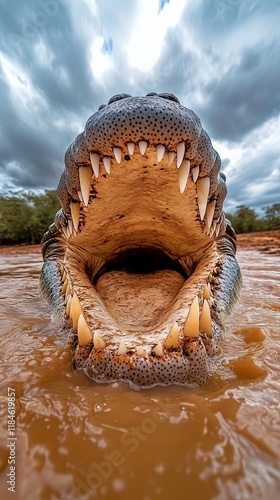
[108,93,132,105]
[220,172,226,181]
[158,93,180,104]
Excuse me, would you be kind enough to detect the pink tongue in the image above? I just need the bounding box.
[95,270,184,330]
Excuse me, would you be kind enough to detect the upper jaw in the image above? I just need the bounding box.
[55,139,227,257]
[56,94,227,243]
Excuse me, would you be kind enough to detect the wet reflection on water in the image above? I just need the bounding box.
[0,250,279,499]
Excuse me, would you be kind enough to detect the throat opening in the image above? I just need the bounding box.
[92,248,188,332]
[93,248,188,283]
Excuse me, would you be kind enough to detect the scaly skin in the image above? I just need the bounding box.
[40,93,241,388]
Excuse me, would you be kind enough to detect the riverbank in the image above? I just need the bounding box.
[236,230,280,254]
[0,230,279,255]
[0,244,41,254]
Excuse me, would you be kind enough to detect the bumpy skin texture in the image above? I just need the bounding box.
[40,93,241,388]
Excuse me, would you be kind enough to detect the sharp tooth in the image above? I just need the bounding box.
[183,296,199,338]
[192,166,199,183]
[77,314,92,346]
[113,147,122,164]
[93,331,106,350]
[164,322,180,349]
[127,142,135,155]
[66,294,72,317]
[176,141,185,168]
[200,299,212,337]
[136,346,145,356]
[210,219,217,238]
[139,140,148,155]
[70,202,80,231]
[79,166,92,206]
[103,157,111,174]
[68,219,73,235]
[168,152,176,164]
[70,201,80,231]
[153,342,163,357]
[203,284,210,300]
[205,201,216,233]
[90,153,100,178]
[62,278,68,295]
[156,144,165,162]
[65,295,72,317]
[62,270,66,282]
[77,190,84,203]
[66,284,72,297]
[62,226,68,238]
[215,222,221,237]
[116,342,127,355]
[178,159,190,193]
[196,177,210,221]
[70,292,83,330]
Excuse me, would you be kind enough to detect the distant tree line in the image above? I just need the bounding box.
[226,204,280,233]
[0,191,60,245]
[0,192,279,245]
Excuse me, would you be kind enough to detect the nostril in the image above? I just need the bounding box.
[108,94,132,105]
[158,93,180,104]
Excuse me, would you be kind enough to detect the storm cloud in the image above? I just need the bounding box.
[0,0,279,212]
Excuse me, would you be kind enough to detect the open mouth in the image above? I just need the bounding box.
[41,93,241,388]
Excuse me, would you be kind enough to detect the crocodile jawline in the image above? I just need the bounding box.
[40,92,241,388]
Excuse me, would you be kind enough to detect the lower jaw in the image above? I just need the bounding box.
[71,337,216,388]
[62,245,223,388]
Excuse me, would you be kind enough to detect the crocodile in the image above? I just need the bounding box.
[40,92,241,388]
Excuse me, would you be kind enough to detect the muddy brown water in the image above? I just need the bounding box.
[0,250,279,500]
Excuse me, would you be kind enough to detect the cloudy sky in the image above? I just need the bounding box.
[0,0,279,213]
